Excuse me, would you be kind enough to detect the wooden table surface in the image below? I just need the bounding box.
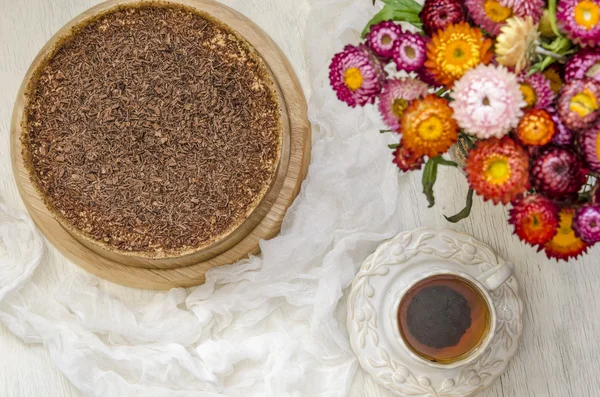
[1,1,599,397]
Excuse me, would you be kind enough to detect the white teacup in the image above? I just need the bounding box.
[390,263,513,369]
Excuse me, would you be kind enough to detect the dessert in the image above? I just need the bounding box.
[21,4,283,257]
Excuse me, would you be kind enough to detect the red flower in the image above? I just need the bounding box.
[466,137,530,205]
[392,143,425,172]
[509,195,559,246]
[420,0,466,36]
[530,147,588,200]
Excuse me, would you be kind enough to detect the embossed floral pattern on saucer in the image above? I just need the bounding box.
[347,228,524,397]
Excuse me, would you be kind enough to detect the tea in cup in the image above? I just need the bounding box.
[393,264,513,368]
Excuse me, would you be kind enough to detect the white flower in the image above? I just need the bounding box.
[495,16,540,74]
[450,64,526,139]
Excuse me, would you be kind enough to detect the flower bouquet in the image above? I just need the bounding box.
[329,0,600,260]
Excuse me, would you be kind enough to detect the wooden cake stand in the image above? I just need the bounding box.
[11,0,311,290]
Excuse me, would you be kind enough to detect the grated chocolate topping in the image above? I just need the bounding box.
[23,4,282,255]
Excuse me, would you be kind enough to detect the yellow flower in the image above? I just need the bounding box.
[401,95,459,158]
[425,23,494,88]
[574,0,600,30]
[484,155,512,185]
[543,67,564,94]
[570,88,599,117]
[496,16,540,74]
[520,84,537,107]
[344,68,363,91]
[545,209,589,261]
[485,0,513,23]
[539,9,557,38]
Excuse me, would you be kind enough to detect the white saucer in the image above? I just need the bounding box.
[347,228,524,397]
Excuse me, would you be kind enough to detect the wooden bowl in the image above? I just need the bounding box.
[11,0,310,289]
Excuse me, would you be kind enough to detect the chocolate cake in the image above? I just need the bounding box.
[21,3,282,257]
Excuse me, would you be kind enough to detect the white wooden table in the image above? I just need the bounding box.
[1,1,599,396]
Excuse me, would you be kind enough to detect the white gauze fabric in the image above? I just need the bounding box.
[0,0,413,395]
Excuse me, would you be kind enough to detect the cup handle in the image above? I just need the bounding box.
[476,263,513,291]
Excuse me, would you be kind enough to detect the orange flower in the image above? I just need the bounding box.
[466,137,530,205]
[544,208,589,261]
[517,109,556,146]
[400,95,459,158]
[425,22,493,88]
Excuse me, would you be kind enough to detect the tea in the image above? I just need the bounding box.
[397,275,491,364]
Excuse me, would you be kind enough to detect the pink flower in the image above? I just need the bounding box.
[378,78,428,130]
[502,0,544,23]
[557,0,600,47]
[518,72,557,110]
[581,124,600,172]
[557,78,600,130]
[392,33,427,73]
[366,21,403,59]
[329,45,387,107]
[465,0,512,36]
[565,47,600,82]
[549,108,576,146]
[450,64,526,139]
[574,204,600,244]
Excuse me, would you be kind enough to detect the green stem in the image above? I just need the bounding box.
[436,157,458,167]
[536,46,567,62]
[548,0,563,38]
[435,87,448,97]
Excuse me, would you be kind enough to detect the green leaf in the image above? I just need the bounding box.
[422,157,439,208]
[381,0,422,13]
[548,0,563,38]
[361,1,423,38]
[380,129,392,133]
[421,156,458,208]
[388,143,399,149]
[444,189,474,223]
